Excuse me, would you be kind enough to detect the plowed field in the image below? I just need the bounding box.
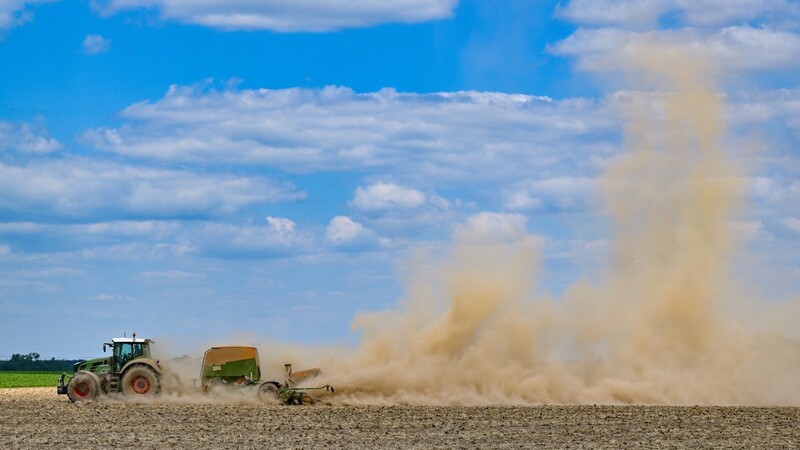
[1,388,798,449]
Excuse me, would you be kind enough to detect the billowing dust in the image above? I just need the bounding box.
[312,44,800,406]
[153,45,799,406]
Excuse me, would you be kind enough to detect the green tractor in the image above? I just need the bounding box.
[201,346,334,405]
[57,333,162,402]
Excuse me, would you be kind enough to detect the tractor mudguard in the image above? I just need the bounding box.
[120,358,162,375]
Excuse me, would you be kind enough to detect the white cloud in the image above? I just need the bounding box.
[92,0,457,32]
[0,157,305,220]
[326,216,366,245]
[751,177,800,204]
[0,220,180,239]
[84,220,179,237]
[558,0,669,28]
[559,0,800,27]
[555,0,800,79]
[676,0,800,26]
[504,177,595,212]
[0,220,189,258]
[783,218,800,234]
[0,0,52,34]
[93,293,132,302]
[82,34,111,54]
[80,84,618,183]
[202,217,311,256]
[454,212,528,244]
[265,216,295,241]
[0,121,60,153]
[550,26,800,73]
[137,270,205,280]
[350,182,427,211]
[731,220,765,241]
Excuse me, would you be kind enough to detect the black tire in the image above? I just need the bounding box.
[67,371,101,402]
[121,365,160,398]
[257,381,281,404]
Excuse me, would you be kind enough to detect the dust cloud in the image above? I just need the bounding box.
[313,44,800,406]
[145,45,800,407]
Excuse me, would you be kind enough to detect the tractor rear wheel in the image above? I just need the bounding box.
[257,381,281,404]
[67,371,101,402]
[121,365,160,398]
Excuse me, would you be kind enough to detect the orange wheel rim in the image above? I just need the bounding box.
[131,376,150,394]
[74,382,90,397]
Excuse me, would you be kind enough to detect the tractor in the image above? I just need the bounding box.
[57,333,162,402]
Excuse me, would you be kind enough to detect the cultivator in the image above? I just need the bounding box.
[201,347,333,405]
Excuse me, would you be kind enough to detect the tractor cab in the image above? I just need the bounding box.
[104,335,153,373]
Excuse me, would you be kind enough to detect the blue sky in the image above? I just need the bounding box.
[1,0,798,359]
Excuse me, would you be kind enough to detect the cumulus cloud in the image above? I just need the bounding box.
[784,218,800,234]
[91,0,457,32]
[345,182,459,238]
[0,0,52,35]
[0,217,317,259]
[350,182,427,211]
[550,26,800,73]
[201,217,312,257]
[558,0,800,27]
[136,270,205,280]
[677,0,800,26]
[0,220,180,236]
[93,293,132,302]
[79,84,619,183]
[0,121,60,153]
[751,176,800,204]
[265,216,295,240]
[82,34,111,54]
[503,177,595,212]
[558,0,669,28]
[726,87,800,133]
[0,157,305,221]
[555,0,800,78]
[731,220,766,241]
[454,212,529,244]
[0,220,188,256]
[326,216,367,245]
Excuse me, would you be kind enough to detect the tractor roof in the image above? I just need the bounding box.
[111,337,153,344]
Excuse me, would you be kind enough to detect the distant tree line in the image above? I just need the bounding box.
[0,353,82,371]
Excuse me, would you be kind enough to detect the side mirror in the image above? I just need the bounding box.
[103,344,107,352]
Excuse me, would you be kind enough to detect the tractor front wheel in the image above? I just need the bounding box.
[67,371,101,402]
[121,365,160,398]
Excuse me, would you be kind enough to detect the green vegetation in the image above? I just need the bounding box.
[0,371,61,388]
[0,353,81,371]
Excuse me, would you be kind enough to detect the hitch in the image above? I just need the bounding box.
[56,373,70,395]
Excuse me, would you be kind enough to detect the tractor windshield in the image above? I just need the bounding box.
[114,343,145,368]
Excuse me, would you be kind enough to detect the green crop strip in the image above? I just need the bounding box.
[0,371,62,388]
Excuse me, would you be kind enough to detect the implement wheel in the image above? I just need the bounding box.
[257,381,281,404]
[67,371,101,402]
[122,365,160,398]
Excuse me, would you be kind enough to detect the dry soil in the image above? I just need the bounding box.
[1,388,799,449]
